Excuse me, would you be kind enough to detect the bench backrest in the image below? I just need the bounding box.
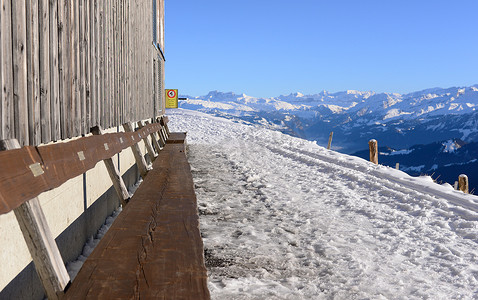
[0,122,164,215]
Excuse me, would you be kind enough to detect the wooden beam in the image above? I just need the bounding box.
[122,122,149,178]
[91,126,130,206]
[1,139,70,300]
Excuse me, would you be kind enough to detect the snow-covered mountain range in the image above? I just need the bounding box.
[180,85,478,153]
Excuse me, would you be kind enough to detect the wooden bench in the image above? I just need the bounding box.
[0,116,210,299]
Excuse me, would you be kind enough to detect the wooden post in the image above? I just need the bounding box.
[137,120,157,161]
[327,132,333,150]
[91,126,130,206]
[145,120,162,153]
[454,181,459,190]
[395,163,399,170]
[122,122,149,178]
[0,139,70,300]
[458,174,469,194]
[369,139,378,164]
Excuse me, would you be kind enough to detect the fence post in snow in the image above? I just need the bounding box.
[369,139,378,164]
[327,132,333,150]
[395,163,399,170]
[458,174,469,194]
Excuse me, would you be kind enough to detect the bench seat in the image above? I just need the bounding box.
[64,139,210,299]
[166,132,187,144]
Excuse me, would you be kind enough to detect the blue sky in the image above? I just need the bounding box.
[165,0,478,98]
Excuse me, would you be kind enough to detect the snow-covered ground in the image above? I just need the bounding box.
[168,109,478,299]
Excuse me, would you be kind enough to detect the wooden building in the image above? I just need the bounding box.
[0,0,165,146]
[0,1,166,298]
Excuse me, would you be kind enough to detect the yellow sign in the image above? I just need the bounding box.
[165,89,178,108]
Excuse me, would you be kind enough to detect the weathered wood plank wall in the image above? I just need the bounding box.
[0,0,164,146]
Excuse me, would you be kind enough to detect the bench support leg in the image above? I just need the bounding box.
[157,125,167,146]
[160,116,171,136]
[145,120,163,153]
[0,139,70,300]
[158,116,169,140]
[138,120,157,161]
[123,122,150,178]
[91,126,131,206]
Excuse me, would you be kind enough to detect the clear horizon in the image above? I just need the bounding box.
[165,1,478,98]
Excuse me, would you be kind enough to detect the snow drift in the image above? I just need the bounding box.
[168,109,478,299]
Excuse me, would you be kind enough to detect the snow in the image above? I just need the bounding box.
[167,108,478,300]
[442,140,459,153]
[383,108,412,120]
[402,165,425,172]
[389,149,414,156]
[66,208,122,280]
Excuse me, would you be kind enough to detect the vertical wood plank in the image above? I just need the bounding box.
[99,0,105,128]
[70,0,79,137]
[78,0,86,135]
[89,0,96,128]
[104,0,110,128]
[39,0,51,143]
[82,0,91,134]
[119,0,124,125]
[110,0,114,127]
[49,0,60,141]
[126,0,131,122]
[121,0,125,125]
[12,0,29,146]
[113,0,118,127]
[58,0,71,139]
[1,0,14,141]
[26,0,41,145]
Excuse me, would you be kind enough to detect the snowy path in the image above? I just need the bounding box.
[169,109,478,299]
